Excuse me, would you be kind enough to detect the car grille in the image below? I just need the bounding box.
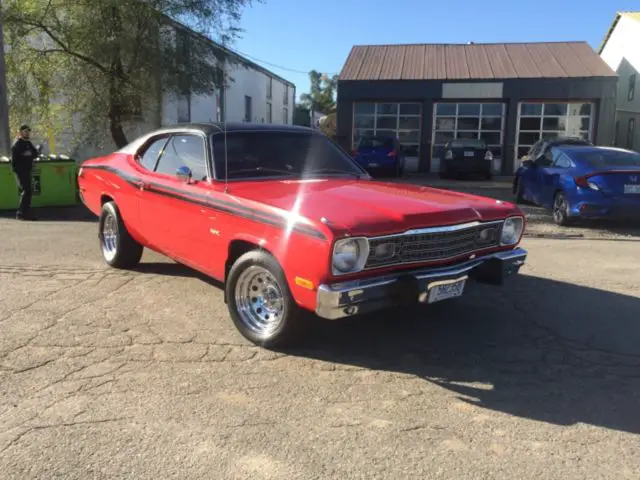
[365,221,503,269]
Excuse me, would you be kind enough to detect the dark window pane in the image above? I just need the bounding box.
[213,131,363,179]
[398,116,420,129]
[481,117,502,130]
[353,115,374,129]
[482,103,503,116]
[398,130,420,143]
[543,117,566,131]
[580,117,591,131]
[435,117,456,130]
[375,129,397,139]
[354,103,375,115]
[480,132,501,145]
[541,132,560,140]
[520,103,542,116]
[458,131,478,139]
[489,146,503,158]
[376,116,397,129]
[568,103,592,116]
[458,103,480,116]
[436,103,456,116]
[377,103,398,115]
[457,117,480,130]
[519,117,541,131]
[139,137,167,171]
[544,103,567,116]
[517,146,530,159]
[434,131,455,143]
[400,144,420,157]
[579,103,592,115]
[399,103,421,115]
[519,132,541,145]
[580,131,590,140]
[354,129,375,143]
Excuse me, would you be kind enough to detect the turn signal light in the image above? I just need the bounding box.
[387,150,397,157]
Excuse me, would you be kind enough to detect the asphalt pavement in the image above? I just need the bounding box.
[0,205,639,479]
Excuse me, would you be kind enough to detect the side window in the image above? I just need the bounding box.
[552,149,572,168]
[155,135,208,180]
[538,145,553,166]
[138,137,168,171]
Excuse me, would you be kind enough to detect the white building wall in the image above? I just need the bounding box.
[600,15,640,113]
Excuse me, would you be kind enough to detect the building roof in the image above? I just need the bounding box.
[339,41,615,81]
[598,11,640,54]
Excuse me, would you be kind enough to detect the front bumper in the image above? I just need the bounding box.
[315,248,527,320]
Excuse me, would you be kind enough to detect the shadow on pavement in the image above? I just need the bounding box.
[277,274,640,435]
[0,204,97,222]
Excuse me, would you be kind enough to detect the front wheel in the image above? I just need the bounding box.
[226,250,304,347]
[99,201,144,268]
[552,191,574,226]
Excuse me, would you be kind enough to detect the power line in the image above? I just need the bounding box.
[226,46,338,77]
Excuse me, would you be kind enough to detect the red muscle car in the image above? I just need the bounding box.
[78,123,528,347]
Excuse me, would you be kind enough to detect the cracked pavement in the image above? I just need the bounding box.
[0,211,639,479]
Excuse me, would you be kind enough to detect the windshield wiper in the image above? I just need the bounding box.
[304,168,363,178]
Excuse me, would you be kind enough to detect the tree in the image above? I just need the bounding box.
[2,0,258,150]
[298,69,337,114]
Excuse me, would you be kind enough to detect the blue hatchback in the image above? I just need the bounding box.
[513,145,640,226]
[352,136,405,178]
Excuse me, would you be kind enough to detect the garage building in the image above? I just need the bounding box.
[336,42,617,174]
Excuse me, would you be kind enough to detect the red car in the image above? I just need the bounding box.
[78,123,528,347]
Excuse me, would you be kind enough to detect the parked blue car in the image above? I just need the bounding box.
[352,136,405,178]
[513,145,640,226]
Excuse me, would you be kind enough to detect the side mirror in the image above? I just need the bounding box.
[176,165,192,182]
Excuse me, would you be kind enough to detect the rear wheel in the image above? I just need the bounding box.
[226,250,304,347]
[99,201,144,268]
[552,191,574,226]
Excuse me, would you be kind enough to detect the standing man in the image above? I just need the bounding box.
[11,125,39,220]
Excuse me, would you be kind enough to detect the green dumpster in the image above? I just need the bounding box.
[0,155,79,211]
[0,159,20,211]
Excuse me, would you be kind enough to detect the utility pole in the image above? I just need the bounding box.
[0,0,11,155]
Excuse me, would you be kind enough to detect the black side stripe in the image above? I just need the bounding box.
[82,164,327,240]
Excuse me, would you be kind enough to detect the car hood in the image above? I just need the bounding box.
[227,178,521,237]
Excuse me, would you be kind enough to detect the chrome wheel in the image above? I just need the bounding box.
[234,266,286,337]
[101,213,118,261]
[553,193,569,225]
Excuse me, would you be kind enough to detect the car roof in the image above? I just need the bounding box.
[556,145,638,155]
[155,122,315,135]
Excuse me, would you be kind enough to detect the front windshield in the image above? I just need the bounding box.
[574,150,640,168]
[212,131,366,179]
[449,139,486,149]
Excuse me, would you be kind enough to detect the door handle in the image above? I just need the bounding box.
[132,180,148,190]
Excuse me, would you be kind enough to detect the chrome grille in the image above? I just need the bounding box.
[366,221,503,269]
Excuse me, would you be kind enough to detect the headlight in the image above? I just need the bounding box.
[332,237,369,275]
[501,216,524,246]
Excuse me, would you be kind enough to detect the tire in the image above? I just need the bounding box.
[99,201,144,269]
[226,250,304,348]
[552,191,574,226]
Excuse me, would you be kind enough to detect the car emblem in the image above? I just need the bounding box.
[630,176,638,183]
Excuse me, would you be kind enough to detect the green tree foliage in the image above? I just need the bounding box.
[2,0,257,150]
[298,69,337,114]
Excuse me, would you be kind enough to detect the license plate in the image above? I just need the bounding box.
[427,276,467,304]
[624,184,640,194]
[369,162,379,167]
[464,151,474,157]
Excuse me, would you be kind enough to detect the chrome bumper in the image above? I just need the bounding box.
[315,248,527,320]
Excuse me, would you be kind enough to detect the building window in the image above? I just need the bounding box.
[629,74,636,102]
[628,118,636,150]
[515,102,593,167]
[266,102,272,124]
[283,107,288,124]
[244,95,252,122]
[267,76,273,100]
[284,85,289,105]
[432,102,505,167]
[352,102,421,159]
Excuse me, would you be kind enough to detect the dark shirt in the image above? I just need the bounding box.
[11,138,38,172]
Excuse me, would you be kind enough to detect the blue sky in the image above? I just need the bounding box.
[234,0,640,100]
